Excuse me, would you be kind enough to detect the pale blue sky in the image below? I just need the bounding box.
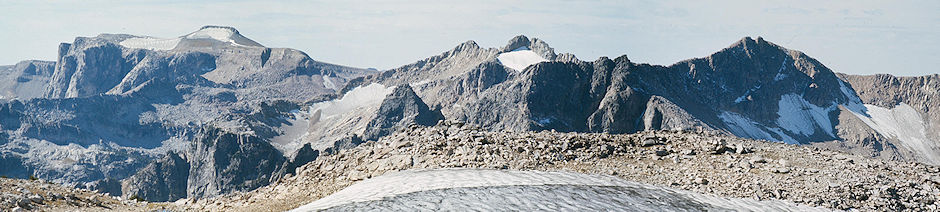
[1,0,937,76]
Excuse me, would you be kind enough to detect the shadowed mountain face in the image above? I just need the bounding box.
[340,35,938,165]
[0,29,936,202]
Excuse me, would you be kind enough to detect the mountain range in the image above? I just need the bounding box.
[0,26,937,202]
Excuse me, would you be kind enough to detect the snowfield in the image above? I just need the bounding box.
[184,26,263,47]
[497,46,548,72]
[292,169,825,211]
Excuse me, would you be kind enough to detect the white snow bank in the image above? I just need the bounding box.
[119,37,182,51]
[186,27,236,42]
[849,103,940,164]
[776,94,835,137]
[497,46,548,72]
[292,169,824,211]
[310,83,395,122]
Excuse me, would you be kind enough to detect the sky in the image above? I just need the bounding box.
[0,0,937,76]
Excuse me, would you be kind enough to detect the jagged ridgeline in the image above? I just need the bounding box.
[0,26,937,202]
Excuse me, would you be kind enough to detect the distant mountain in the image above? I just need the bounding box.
[0,26,375,201]
[1,28,937,203]
[330,35,939,166]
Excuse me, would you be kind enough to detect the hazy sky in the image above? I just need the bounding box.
[1,0,937,76]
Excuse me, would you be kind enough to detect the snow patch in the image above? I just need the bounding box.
[775,94,835,137]
[310,83,395,122]
[773,59,788,81]
[293,169,824,211]
[119,37,181,51]
[734,85,761,103]
[774,73,787,81]
[718,111,790,143]
[409,79,432,87]
[321,75,337,90]
[849,104,940,164]
[497,46,548,72]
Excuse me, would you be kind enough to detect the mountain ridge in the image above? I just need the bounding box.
[1,27,938,204]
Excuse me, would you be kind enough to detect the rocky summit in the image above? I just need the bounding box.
[0,26,938,211]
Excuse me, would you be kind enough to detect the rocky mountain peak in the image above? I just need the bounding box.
[501,35,556,60]
[502,35,532,52]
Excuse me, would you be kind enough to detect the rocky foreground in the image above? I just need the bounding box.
[4,120,940,211]
[171,121,940,211]
[0,177,167,211]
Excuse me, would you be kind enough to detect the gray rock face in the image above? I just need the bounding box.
[362,85,443,141]
[121,153,189,202]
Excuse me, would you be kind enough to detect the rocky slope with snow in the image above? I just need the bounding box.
[1,26,938,211]
[335,35,939,165]
[179,121,940,211]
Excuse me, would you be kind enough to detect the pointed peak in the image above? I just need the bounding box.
[453,40,481,52]
[730,36,757,48]
[499,35,557,61]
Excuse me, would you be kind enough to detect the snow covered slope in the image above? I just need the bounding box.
[293,169,824,211]
[497,46,547,72]
[849,103,940,164]
[271,83,396,153]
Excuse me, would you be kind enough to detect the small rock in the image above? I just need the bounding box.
[15,198,31,209]
[735,144,751,154]
[28,194,43,204]
[773,167,791,174]
[655,150,670,156]
[642,139,661,147]
[749,156,768,164]
[693,178,709,185]
[12,207,25,212]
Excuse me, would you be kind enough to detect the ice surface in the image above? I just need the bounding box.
[292,169,824,211]
[497,47,548,72]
